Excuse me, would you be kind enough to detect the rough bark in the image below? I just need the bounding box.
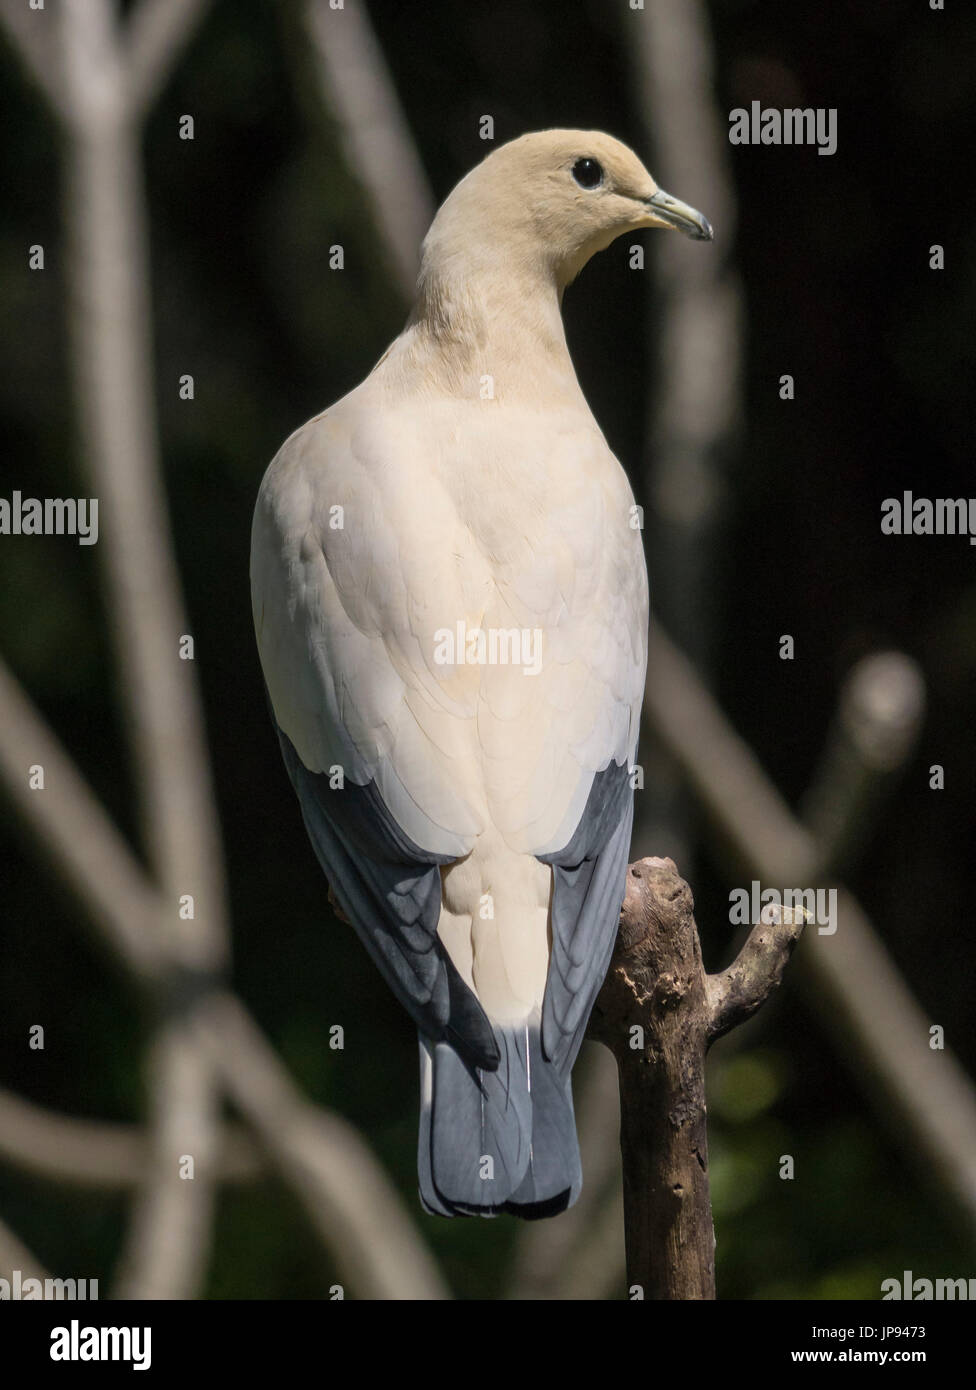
[588,857,803,1299]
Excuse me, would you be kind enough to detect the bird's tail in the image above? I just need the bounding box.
[417,1021,582,1219]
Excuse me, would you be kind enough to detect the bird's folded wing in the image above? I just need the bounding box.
[251,405,504,1062]
[273,721,500,1067]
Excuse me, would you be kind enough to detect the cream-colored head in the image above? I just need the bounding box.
[420,129,712,294]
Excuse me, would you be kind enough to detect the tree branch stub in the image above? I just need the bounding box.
[588,856,804,1299]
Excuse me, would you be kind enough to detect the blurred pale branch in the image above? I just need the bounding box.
[0,1216,50,1286]
[634,0,741,520]
[0,1086,262,1188]
[0,0,71,123]
[123,0,213,117]
[630,0,742,688]
[0,659,169,983]
[57,0,221,1301]
[304,0,435,303]
[58,0,227,974]
[195,992,449,1301]
[690,653,928,1020]
[801,652,926,877]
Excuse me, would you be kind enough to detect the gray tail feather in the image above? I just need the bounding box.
[418,1022,582,1219]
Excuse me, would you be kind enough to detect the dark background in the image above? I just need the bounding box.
[1,0,973,1298]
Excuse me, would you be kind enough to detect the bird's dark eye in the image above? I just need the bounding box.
[572,157,603,190]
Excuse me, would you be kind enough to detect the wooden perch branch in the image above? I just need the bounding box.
[707,901,806,1043]
[588,856,804,1299]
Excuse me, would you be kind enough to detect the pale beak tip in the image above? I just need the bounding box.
[648,188,714,243]
[698,216,715,242]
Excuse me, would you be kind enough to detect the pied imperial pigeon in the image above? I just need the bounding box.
[251,130,712,1218]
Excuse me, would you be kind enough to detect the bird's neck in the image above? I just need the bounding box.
[392,248,583,405]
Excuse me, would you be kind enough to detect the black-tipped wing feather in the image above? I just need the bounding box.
[539,758,634,1073]
[275,721,500,1070]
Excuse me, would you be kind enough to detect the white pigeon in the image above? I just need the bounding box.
[251,130,712,1218]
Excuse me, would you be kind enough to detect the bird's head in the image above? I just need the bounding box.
[421,129,713,295]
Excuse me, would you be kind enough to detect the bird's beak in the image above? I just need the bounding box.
[646,188,713,241]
